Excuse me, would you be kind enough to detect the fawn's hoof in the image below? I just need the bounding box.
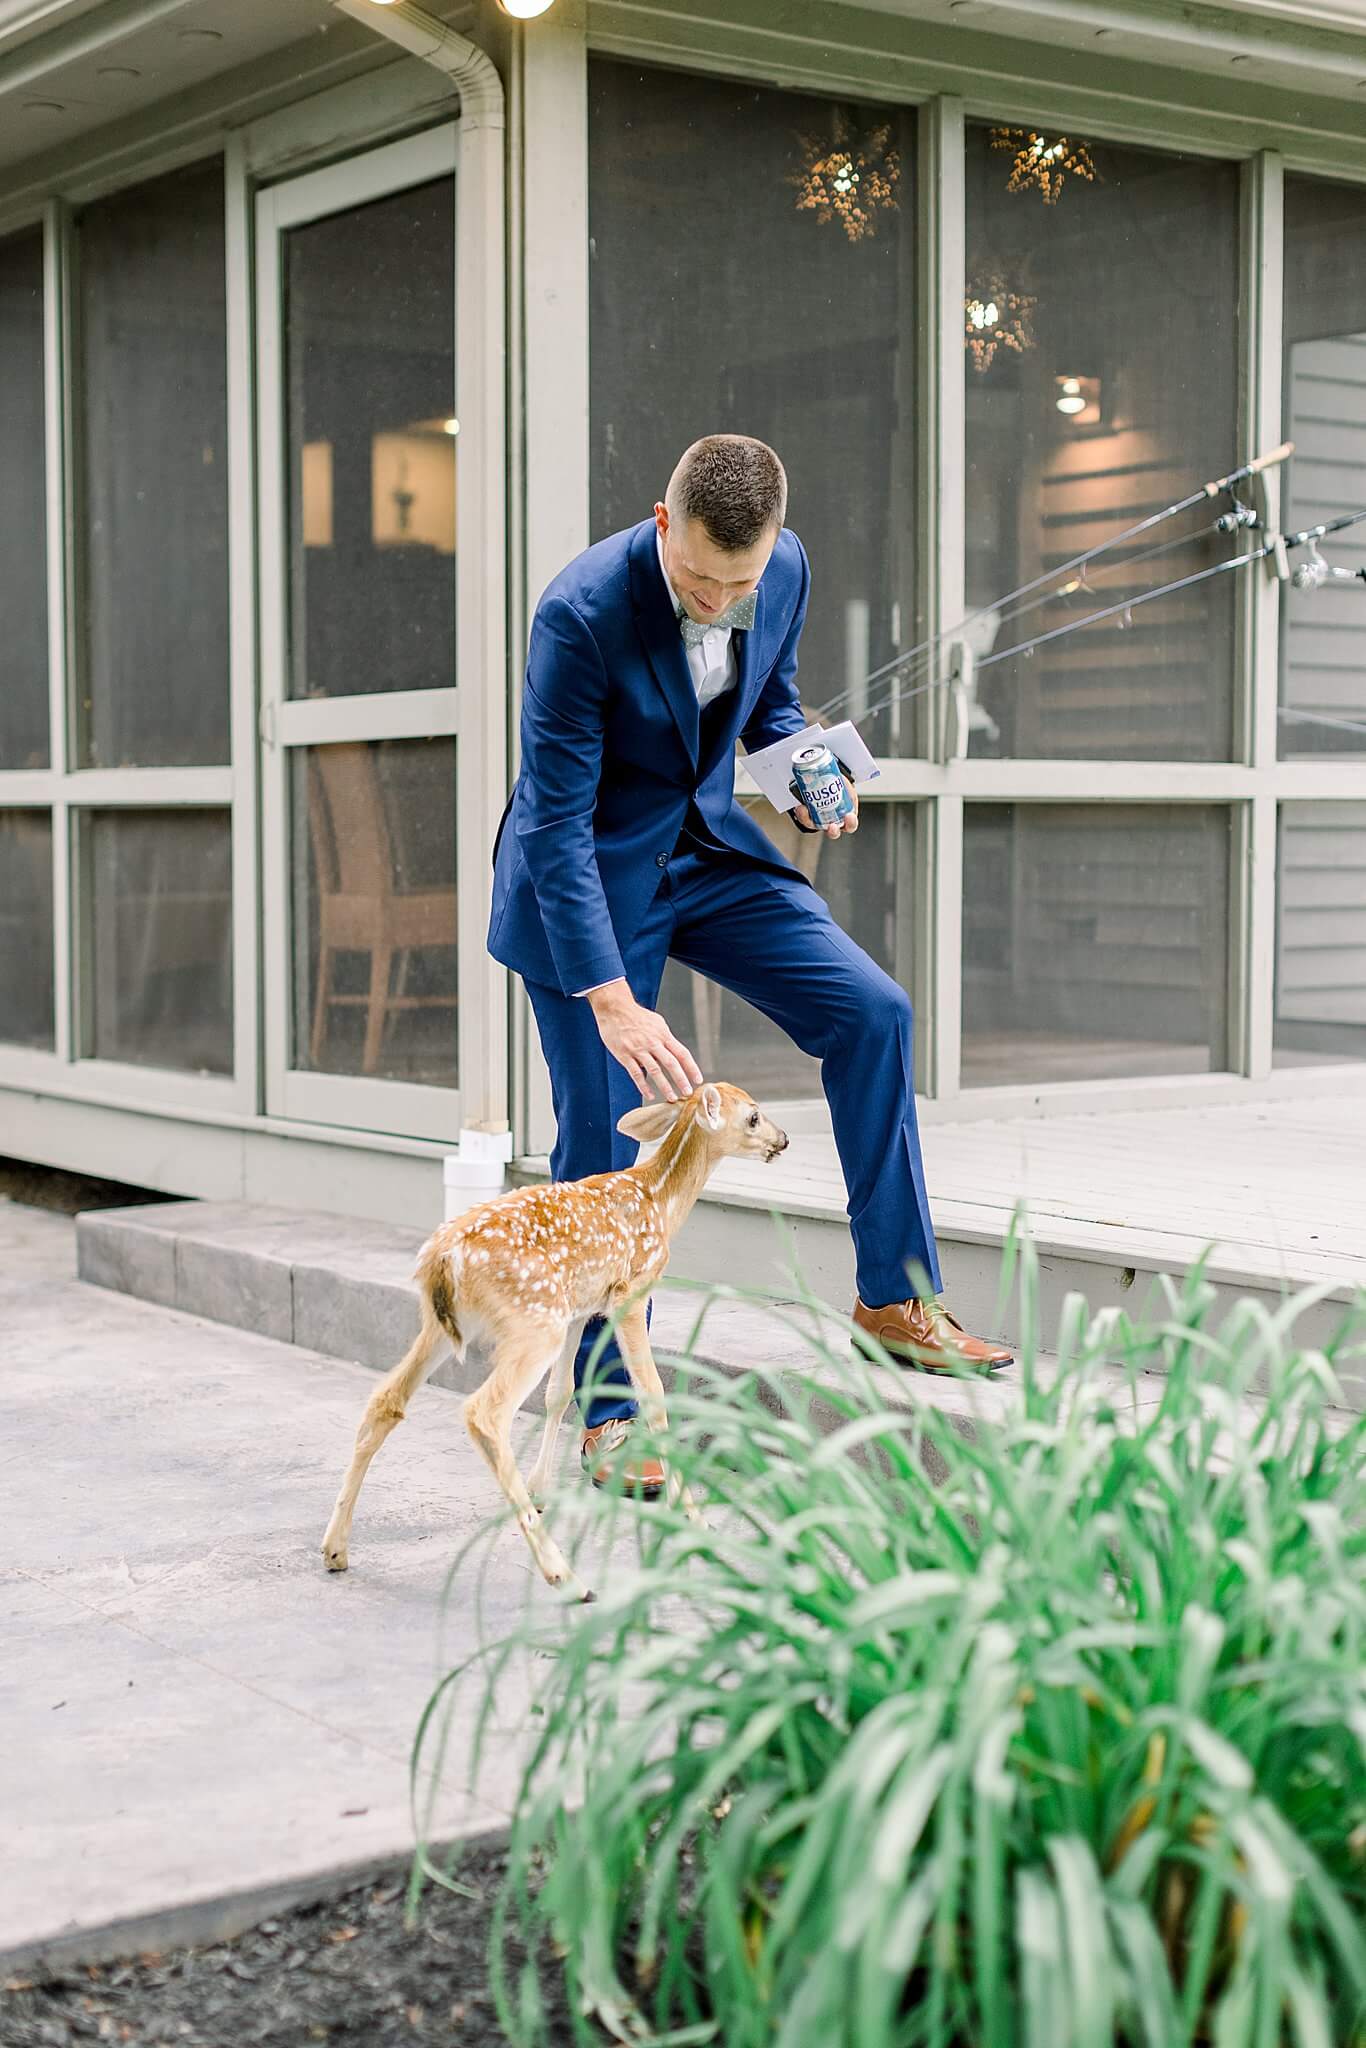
[321,1539,349,1572]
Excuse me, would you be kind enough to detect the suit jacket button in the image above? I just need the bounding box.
[656,851,669,867]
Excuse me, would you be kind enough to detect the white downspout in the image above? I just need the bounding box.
[331,2,504,127]
[332,2,511,1193]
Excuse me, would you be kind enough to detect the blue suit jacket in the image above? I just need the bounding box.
[488,518,813,995]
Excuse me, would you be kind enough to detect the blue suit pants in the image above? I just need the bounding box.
[525,842,944,1428]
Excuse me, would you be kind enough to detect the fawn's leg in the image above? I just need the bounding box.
[322,1301,447,1571]
[465,1323,589,1598]
[614,1299,701,1522]
[526,1319,583,1507]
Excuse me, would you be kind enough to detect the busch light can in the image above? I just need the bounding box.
[791,742,855,827]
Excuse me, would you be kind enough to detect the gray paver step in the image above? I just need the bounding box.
[76,1197,1364,1414]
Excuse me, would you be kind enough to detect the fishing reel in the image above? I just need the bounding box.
[1215,495,1260,535]
[1289,540,1366,592]
[1216,458,1277,536]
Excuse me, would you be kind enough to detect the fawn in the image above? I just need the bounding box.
[320,1083,788,1598]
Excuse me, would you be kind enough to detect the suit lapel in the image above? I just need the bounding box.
[733,580,765,723]
[629,521,698,764]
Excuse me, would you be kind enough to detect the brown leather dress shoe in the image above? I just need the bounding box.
[581,1417,665,1499]
[853,1297,1014,1374]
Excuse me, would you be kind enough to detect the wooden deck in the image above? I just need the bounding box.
[703,1087,1366,1298]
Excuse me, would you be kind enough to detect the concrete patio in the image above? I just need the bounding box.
[1,1200,537,1973]
[4,1164,1359,1978]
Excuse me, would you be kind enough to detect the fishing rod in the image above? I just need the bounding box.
[828,515,1230,719]
[854,547,1272,728]
[1278,708,1366,738]
[851,504,1366,733]
[815,440,1296,726]
[855,507,1366,730]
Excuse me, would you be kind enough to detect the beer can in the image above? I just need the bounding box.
[791,742,855,827]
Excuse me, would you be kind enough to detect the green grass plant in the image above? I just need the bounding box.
[414,1224,1366,2047]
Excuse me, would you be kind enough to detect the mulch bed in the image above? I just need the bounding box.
[1,1843,586,2048]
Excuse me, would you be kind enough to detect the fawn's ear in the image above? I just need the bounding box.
[698,1083,724,1131]
[617,1100,684,1142]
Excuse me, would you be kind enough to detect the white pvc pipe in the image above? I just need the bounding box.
[331,1,504,130]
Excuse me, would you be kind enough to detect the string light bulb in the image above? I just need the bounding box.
[964,270,1036,371]
[990,127,1097,204]
[791,117,900,242]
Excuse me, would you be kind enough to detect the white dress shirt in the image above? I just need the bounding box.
[657,528,738,708]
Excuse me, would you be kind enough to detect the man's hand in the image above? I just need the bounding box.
[587,981,705,1101]
[792,775,859,840]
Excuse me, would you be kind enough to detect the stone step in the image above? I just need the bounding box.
[70,1199,1162,1459]
[74,1200,854,1403]
[664,1189,1366,1402]
[77,1199,456,1382]
[76,1195,1364,1415]
[514,1154,1366,1412]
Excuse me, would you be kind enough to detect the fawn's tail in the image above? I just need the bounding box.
[415,1238,466,1363]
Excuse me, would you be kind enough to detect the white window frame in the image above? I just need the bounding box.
[255,124,481,1145]
[0,185,244,1118]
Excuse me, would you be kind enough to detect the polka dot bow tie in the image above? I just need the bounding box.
[677,589,758,647]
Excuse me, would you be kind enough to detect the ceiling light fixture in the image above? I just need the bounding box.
[498,0,557,14]
[1055,373,1102,424]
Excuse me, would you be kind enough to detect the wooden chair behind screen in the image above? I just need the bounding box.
[307,744,457,1075]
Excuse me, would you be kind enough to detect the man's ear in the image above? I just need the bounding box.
[617,1100,684,1142]
[698,1083,723,1131]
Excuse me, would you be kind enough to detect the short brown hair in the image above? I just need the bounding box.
[666,435,788,551]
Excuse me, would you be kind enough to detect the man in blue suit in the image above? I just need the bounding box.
[490,435,1011,1493]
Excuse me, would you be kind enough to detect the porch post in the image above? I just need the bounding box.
[918,96,965,1100]
[517,3,590,1158]
[1233,150,1284,1082]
